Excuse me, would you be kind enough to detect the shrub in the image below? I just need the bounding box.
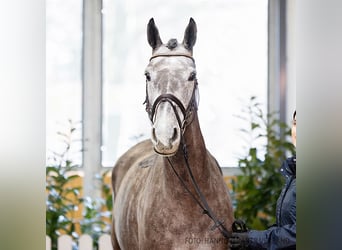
[46,120,112,250]
[231,97,295,229]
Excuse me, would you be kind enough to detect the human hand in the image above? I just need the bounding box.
[232,219,248,233]
[229,232,249,250]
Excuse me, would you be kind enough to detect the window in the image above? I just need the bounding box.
[46,0,83,165]
[101,0,268,167]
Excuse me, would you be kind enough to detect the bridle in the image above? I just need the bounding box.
[144,53,232,240]
[144,53,198,133]
[149,53,196,63]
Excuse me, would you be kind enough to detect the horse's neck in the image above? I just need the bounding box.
[162,113,211,187]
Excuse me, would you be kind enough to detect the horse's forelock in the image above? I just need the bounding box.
[166,38,178,50]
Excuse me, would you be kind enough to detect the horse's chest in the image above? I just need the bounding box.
[137,195,227,249]
[115,165,230,249]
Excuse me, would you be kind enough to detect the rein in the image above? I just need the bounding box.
[166,140,232,240]
[145,53,231,239]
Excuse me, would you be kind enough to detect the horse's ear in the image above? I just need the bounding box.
[147,18,163,50]
[182,17,197,51]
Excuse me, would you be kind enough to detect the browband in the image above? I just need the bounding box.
[150,53,195,63]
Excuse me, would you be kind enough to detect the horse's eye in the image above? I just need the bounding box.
[145,72,151,81]
[188,72,196,81]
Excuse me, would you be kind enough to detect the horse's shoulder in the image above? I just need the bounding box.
[112,139,154,193]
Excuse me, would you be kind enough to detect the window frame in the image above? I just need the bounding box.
[82,0,103,197]
[81,0,295,195]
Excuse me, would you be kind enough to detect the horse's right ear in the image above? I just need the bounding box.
[182,17,197,51]
[147,18,162,50]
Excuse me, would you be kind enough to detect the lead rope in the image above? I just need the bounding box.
[166,137,231,239]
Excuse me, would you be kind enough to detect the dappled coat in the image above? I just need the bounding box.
[248,156,296,250]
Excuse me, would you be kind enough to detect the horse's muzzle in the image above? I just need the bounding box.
[151,127,180,156]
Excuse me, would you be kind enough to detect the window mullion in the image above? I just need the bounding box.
[82,0,103,198]
[268,0,287,123]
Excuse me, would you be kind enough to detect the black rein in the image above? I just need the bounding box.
[145,54,232,240]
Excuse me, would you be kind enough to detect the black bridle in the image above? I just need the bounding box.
[145,85,198,131]
[144,54,232,240]
[144,54,198,132]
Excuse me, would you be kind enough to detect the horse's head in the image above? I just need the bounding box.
[144,18,199,156]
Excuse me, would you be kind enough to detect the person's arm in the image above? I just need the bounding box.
[247,223,296,249]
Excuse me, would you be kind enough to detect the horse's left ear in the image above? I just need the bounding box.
[147,18,163,50]
[182,18,197,51]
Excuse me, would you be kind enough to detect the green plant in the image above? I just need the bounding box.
[80,170,113,248]
[46,120,112,250]
[231,96,295,230]
[79,196,112,248]
[46,121,83,250]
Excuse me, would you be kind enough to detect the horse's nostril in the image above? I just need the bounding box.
[171,128,178,142]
